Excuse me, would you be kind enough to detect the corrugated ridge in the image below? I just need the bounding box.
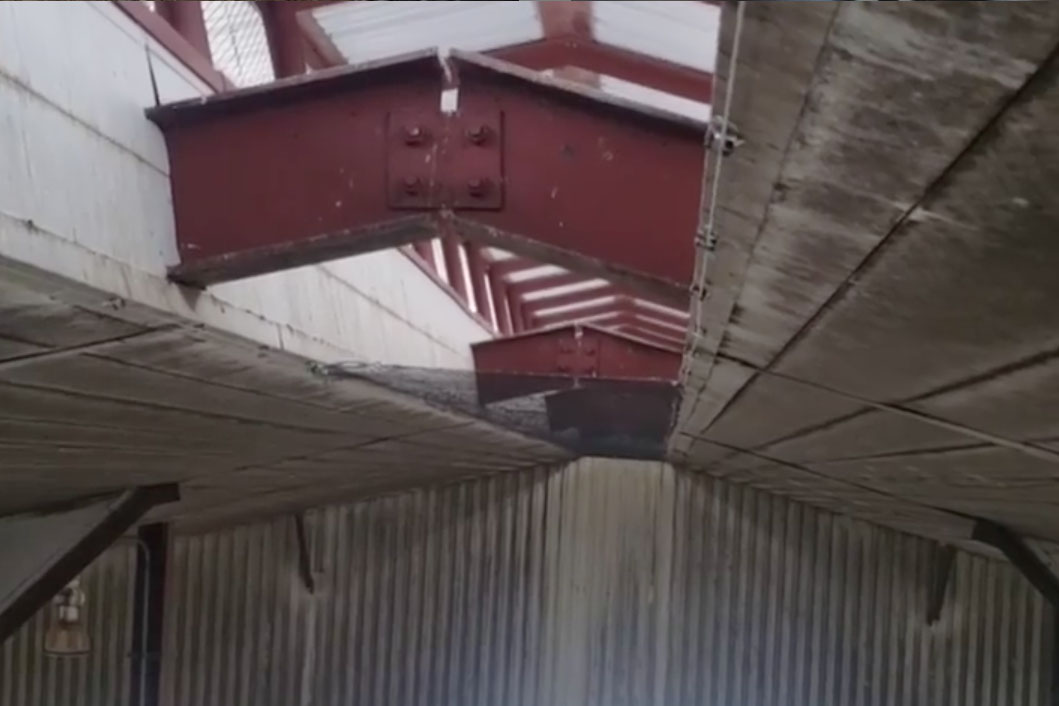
[0,544,136,706]
[158,459,1054,706]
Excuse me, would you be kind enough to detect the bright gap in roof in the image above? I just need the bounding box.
[542,69,711,123]
[634,313,687,333]
[637,299,689,320]
[561,311,622,327]
[523,279,610,303]
[593,1,720,74]
[535,296,618,319]
[203,0,275,87]
[507,265,565,283]
[314,1,544,67]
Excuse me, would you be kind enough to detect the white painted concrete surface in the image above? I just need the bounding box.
[0,1,490,369]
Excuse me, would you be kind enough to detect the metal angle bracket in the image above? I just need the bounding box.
[386,109,504,211]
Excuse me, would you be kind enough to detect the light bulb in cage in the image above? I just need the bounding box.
[44,577,90,656]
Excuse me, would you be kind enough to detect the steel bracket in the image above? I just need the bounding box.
[386,109,504,211]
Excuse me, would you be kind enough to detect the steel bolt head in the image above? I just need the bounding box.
[466,125,490,144]
[403,126,425,145]
[401,177,422,195]
[467,178,489,197]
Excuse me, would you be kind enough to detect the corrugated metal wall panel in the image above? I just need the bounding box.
[0,544,136,706]
[664,469,1055,706]
[160,459,1055,706]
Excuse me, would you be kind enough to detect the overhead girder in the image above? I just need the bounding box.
[472,323,681,404]
[150,50,705,306]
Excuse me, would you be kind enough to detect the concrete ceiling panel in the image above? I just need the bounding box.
[910,356,1059,444]
[761,409,979,464]
[692,374,860,451]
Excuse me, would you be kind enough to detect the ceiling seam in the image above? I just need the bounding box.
[677,3,842,430]
[679,440,978,532]
[689,32,1059,442]
[715,352,1059,466]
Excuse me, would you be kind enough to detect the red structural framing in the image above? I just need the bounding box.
[465,245,493,322]
[509,271,592,298]
[510,299,527,333]
[473,324,680,381]
[490,257,548,279]
[535,1,593,38]
[403,244,494,332]
[154,0,212,61]
[611,313,686,342]
[412,240,436,269]
[441,237,469,303]
[533,299,630,327]
[525,284,623,314]
[151,50,705,306]
[112,1,230,92]
[631,306,689,329]
[615,325,685,351]
[488,270,514,336]
[290,2,713,102]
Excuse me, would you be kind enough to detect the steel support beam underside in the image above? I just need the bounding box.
[0,485,178,642]
[150,50,705,307]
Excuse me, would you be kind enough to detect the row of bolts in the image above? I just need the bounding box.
[400,124,492,198]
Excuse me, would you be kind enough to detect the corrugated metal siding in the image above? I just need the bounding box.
[664,470,1055,706]
[0,544,136,706]
[161,459,1055,706]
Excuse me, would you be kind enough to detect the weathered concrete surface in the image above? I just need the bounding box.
[674,2,1059,544]
[0,260,567,529]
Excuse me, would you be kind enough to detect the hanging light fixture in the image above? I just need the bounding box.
[44,577,90,656]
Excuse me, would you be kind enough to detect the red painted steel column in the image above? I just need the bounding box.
[155,0,212,61]
[488,270,513,335]
[465,245,492,321]
[412,241,436,270]
[441,237,469,303]
[510,295,526,332]
[260,3,306,78]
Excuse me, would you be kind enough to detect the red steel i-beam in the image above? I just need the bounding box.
[488,270,513,335]
[150,50,705,305]
[472,323,681,403]
[510,299,527,333]
[510,271,594,298]
[412,240,436,269]
[441,237,468,303]
[615,325,684,351]
[611,313,687,343]
[490,257,547,279]
[155,0,212,61]
[532,299,627,327]
[260,2,307,78]
[466,245,492,320]
[525,284,623,315]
